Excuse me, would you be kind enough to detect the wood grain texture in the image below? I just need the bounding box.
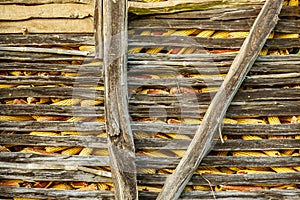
[128,0,265,15]
[0,0,93,4]
[157,1,284,199]
[0,4,93,20]
[102,0,138,199]
[0,18,94,34]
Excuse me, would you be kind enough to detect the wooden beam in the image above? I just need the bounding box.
[94,0,103,59]
[156,1,284,199]
[0,0,93,4]
[102,0,138,199]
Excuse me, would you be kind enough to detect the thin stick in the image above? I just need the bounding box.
[157,0,284,199]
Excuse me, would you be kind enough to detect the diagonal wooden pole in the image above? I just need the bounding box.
[95,0,138,199]
[157,0,283,199]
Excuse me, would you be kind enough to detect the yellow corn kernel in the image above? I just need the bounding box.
[51,183,72,190]
[0,84,16,88]
[45,146,69,153]
[51,98,81,106]
[172,150,186,157]
[61,147,83,155]
[228,32,249,38]
[93,149,109,156]
[97,183,110,190]
[196,30,215,38]
[165,133,191,140]
[138,185,162,192]
[232,151,268,157]
[158,168,174,174]
[275,33,299,39]
[146,30,175,54]
[79,45,95,52]
[201,87,220,93]
[236,118,267,124]
[219,167,235,174]
[67,117,89,122]
[183,118,202,124]
[237,170,275,174]
[289,0,299,6]
[0,116,33,121]
[79,147,93,156]
[264,150,281,157]
[282,149,295,156]
[80,100,103,107]
[13,198,39,200]
[60,131,80,136]
[61,72,78,77]
[271,167,296,173]
[9,71,22,76]
[171,29,197,36]
[184,186,193,191]
[283,0,289,5]
[29,132,59,136]
[217,151,228,156]
[293,166,300,172]
[211,31,230,38]
[259,48,269,56]
[193,185,212,191]
[154,133,169,139]
[5,100,15,104]
[295,135,300,139]
[223,118,238,124]
[228,167,243,172]
[268,116,281,125]
[97,132,108,138]
[138,168,156,174]
[242,135,263,140]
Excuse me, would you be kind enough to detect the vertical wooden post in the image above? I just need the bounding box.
[157,0,283,199]
[95,0,138,199]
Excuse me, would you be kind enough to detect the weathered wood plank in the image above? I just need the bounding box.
[0,76,103,85]
[0,34,94,46]
[139,173,300,186]
[0,134,107,148]
[0,121,104,132]
[1,153,300,169]
[131,123,300,136]
[0,104,104,117]
[102,0,138,199]
[129,101,300,118]
[0,168,111,182]
[0,187,113,199]
[0,18,94,34]
[94,0,103,59]
[128,0,265,15]
[0,87,103,100]
[157,1,283,199]
[0,0,93,4]
[1,135,299,151]
[0,4,93,20]
[129,36,300,49]
[150,6,300,20]
[129,18,300,33]
[134,138,300,151]
[0,47,90,56]
[129,88,300,104]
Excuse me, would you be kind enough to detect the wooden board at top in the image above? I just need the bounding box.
[0,18,94,34]
[0,0,93,4]
[0,4,94,20]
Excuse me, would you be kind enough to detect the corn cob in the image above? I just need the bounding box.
[196,30,215,38]
[217,151,228,156]
[220,185,263,191]
[211,31,230,38]
[93,149,109,156]
[81,100,103,107]
[67,116,89,122]
[51,183,73,190]
[282,149,295,156]
[165,133,190,140]
[9,71,22,76]
[242,135,263,140]
[172,150,186,157]
[219,167,235,174]
[201,87,220,93]
[268,116,281,124]
[61,72,78,77]
[232,151,268,157]
[29,131,60,136]
[264,150,281,157]
[293,166,300,172]
[134,132,152,138]
[223,118,238,124]
[79,147,93,156]
[138,168,156,174]
[271,167,296,173]
[45,146,69,153]
[60,131,80,136]
[97,183,110,190]
[183,118,202,124]
[228,32,249,38]
[51,98,81,106]
[289,0,299,6]
[138,185,162,192]
[78,183,98,190]
[13,198,39,200]
[237,170,275,174]
[146,30,175,54]
[283,0,289,5]
[143,149,172,157]
[0,84,16,88]
[79,45,95,52]
[193,185,211,191]
[61,147,83,155]
[236,118,267,124]
[0,116,33,121]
